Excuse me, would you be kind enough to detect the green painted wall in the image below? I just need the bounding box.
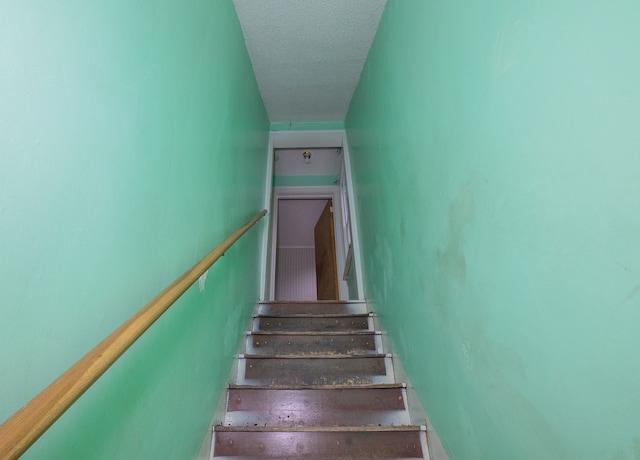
[272,175,339,187]
[346,1,640,459]
[0,1,268,459]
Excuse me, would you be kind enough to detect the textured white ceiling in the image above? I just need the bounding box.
[233,0,387,122]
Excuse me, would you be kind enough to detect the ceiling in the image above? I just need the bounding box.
[274,148,342,177]
[232,0,387,123]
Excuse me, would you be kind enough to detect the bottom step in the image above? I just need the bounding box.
[213,426,428,459]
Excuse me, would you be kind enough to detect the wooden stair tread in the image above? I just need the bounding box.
[223,386,411,426]
[258,300,367,304]
[215,425,425,432]
[228,383,406,390]
[226,387,408,411]
[246,331,382,355]
[253,315,372,333]
[247,330,380,336]
[248,330,381,334]
[258,303,368,316]
[255,313,372,318]
[241,353,390,359]
[239,355,394,386]
[213,427,427,458]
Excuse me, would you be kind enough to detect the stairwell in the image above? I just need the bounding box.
[210,301,431,459]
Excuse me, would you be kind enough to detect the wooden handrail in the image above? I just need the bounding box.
[0,209,267,459]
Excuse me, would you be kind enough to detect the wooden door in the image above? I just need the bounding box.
[314,200,339,300]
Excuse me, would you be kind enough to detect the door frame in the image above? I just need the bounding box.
[268,186,347,301]
[259,129,365,301]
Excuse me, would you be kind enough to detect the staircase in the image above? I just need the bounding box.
[211,301,430,459]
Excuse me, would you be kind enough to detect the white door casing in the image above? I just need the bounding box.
[259,130,364,301]
[269,186,346,300]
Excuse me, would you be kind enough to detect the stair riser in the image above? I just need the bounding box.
[253,315,373,332]
[245,333,382,355]
[227,387,407,411]
[213,430,426,458]
[258,302,368,316]
[237,357,394,386]
[224,387,410,426]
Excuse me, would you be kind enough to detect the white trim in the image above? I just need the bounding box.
[340,136,365,299]
[261,129,365,301]
[259,135,274,301]
[266,186,279,301]
[269,186,347,301]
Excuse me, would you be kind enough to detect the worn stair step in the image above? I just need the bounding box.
[245,332,382,356]
[223,386,411,427]
[249,330,378,336]
[258,301,368,316]
[228,383,407,390]
[253,314,373,332]
[237,355,395,386]
[213,425,428,459]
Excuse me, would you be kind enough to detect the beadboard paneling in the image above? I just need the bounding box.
[275,248,317,300]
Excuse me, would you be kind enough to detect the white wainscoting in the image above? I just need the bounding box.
[275,247,316,300]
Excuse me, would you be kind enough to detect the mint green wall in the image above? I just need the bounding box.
[0,1,268,459]
[346,1,640,459]
[273,175,339,187]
